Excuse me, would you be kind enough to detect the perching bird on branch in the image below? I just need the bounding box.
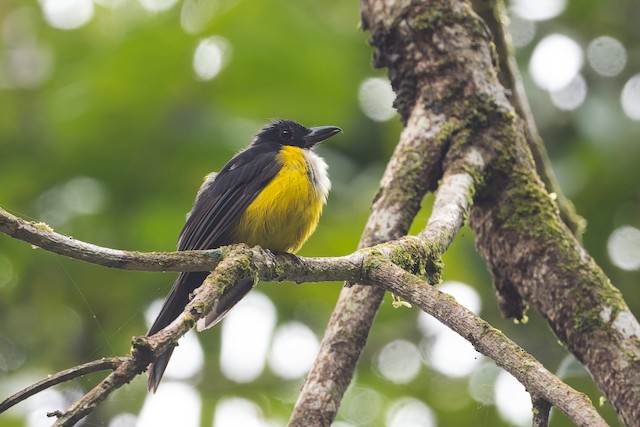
[146,119,341,391]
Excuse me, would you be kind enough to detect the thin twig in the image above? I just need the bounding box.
[0,358,120,414]
[51,353,150,426]
[48,258,238,426]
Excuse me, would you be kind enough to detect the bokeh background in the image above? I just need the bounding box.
[0,0,639,426]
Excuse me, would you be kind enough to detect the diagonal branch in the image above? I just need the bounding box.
[46,256,238,426]
[367,262,606,427]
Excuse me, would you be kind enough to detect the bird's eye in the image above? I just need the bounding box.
[280,129,293,140]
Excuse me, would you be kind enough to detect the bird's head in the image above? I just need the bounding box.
[253,119,341,148]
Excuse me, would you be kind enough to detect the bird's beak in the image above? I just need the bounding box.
[302,126,342,147]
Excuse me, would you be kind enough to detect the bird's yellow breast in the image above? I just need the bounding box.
[230,145,327,253]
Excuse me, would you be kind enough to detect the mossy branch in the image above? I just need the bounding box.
[0,189,606,426]
[471,0,586,239]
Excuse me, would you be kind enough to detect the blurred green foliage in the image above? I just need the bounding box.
[0,0,638,426]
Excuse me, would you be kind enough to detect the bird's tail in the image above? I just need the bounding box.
[146,272,254,392]
[147,271,207,392]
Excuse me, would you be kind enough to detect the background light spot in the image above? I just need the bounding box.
[180,0,239,34]
[507,14,536,47]
[108,413,138,427]
[426,330,483,377]
[1,7,53,89]
[510,0,566,21]
[193,36,231,81]
[138,382,200,427]
[529,34,583,91]
[358,77,396,122]
[36,177,107,226]
[468,362,502,404]
[39,0,94,30]
[25,389,68,427]
[587,36,627,77]
[138,0,179,13]
[494,371,532,426]
[0,254,16,289]
[268,321,319,379]
[576,98,619,144]
[0,334,25,373]
[144,301,204,381]
[61,176,106,215]
[164,332,204,380]
[417,282,483,377]
[340,386,383,426]
[375,339,421,384]
[550,74,587,110]
[621,74,640,121]
[220,291,276,383]
[386,397,436,427]
[181,0,216,34]
[214,397,266,427]
[607,225,640,270]
[418,281,482,337]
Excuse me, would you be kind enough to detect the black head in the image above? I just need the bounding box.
[253,119,341,148]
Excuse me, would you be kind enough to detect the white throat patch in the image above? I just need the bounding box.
[303,149,331,203]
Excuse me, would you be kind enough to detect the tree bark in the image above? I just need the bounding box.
[470,0,585,239]
[296,0,640,425]
[470,141,640,425]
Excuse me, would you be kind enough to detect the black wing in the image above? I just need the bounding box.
[177,142,282,250]
[146,142,282,392]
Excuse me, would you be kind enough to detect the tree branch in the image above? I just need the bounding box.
[368,263,605,427]
[1,196,607,426]
[46,257,240,426]
[0,207,224,272]
[0,358,121,414]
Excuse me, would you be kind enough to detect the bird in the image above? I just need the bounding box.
[146,119,341,391]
